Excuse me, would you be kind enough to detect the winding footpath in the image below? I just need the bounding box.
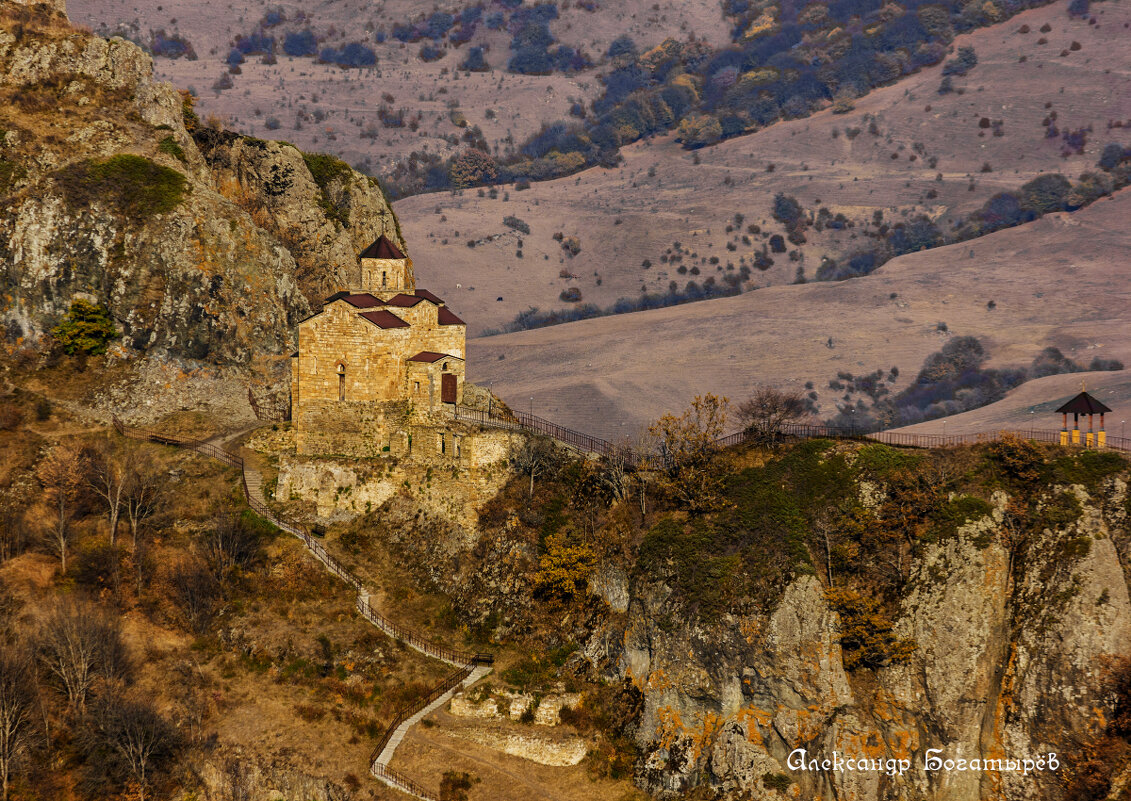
[113,418,491,801]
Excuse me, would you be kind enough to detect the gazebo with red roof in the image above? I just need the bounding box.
[1056,387,1112,447]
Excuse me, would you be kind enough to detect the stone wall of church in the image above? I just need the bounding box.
[278,423,520,529]
[360,256,414,297]
[423,323,466,360]
[295,301,413,405]
[405,359,466,413]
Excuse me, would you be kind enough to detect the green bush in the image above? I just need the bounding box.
[1020,173,1071,214]
[439,771,477,801]
[56,154,187,220]
[927,495,994,542]
[1050,450,1126,492]
[51,299,118,355]
[158,134,186,162]
[302,151,352,227]
[854,443,924,476]
[0,157,26,192]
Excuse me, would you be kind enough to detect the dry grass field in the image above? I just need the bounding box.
[397,0,1131,335]
[461,184,1131,440]
[67,0,730,177]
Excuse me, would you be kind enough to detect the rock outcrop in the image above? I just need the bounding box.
[594,475,1131,801]
[0,5,400,422]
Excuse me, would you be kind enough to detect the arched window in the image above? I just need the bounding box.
[382,271,387,287]
[441,362,448,372]
[337,363,346,401]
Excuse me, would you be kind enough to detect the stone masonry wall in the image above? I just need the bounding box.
[295,300,412,405]
[360,256,414,297]
[277,425,519,529]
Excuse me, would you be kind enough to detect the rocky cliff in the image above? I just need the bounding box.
[0,4,401,422]
[588,451,1131,801]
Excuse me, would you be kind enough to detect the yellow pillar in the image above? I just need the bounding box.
[1086,432,1094,447]
[1059,430,1068,446]
[1072,429,1080,444]
[1098,431,1106,448]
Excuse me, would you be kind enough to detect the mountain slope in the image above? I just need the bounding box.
[465,186,1131,439]
[398,0,1131,335]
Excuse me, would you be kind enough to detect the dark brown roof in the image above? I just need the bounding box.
[437,307,466,326]
[408,351,463,363]
[358,309,410,329]
[414,288,445,304]
[1056,391,1112,415]
[360,235,405,260]
[385,293,426,308]
[325,292,384,308]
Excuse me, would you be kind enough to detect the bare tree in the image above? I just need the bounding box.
[203,515,260,584]
[168,560,220,634]
[123,455,163,553]
[87,439,128,547]
[596,442,635,504]
[0,645,37,801]
[86,691,177,801]
[736,385,808,447]
[36,444,88,572]
[38,599,128,713]
[509,436,559,499]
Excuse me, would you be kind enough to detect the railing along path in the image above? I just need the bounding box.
[111,417,491,801]
[453,405,1131,463]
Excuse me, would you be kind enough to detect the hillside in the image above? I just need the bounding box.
[889,369,1131,435]
[66,0,733,180]
[397,0,1131,335]
[0,2,403,425]
[464,184,1131,440]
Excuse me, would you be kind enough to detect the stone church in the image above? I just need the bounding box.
[290,235,472,457]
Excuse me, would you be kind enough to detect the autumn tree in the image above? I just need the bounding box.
[533,531,597,603]
[448,148,498,188]
[737,385,807,447]
[0,644,38,801]
[36,444,88,572]
[825,587,916,670]
[648,394,729,513]
[988,433,1044,485]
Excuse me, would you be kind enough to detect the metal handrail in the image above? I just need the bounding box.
[368,662,474,768]
[450,407,1131,464]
